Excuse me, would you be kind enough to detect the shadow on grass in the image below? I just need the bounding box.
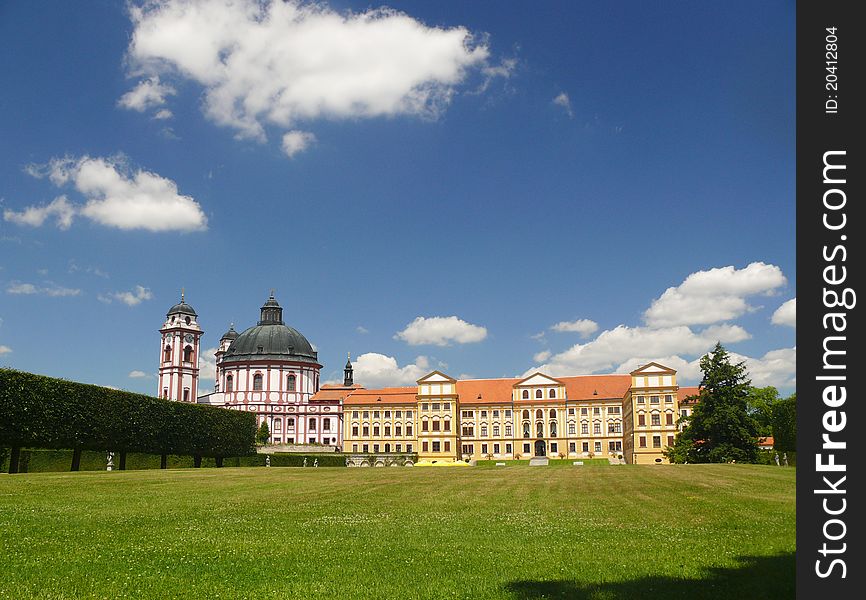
[504,553,794,599]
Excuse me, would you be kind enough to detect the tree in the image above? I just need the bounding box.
[746,386,780,437]
[667,343,759,463]
[771,393,796,452]
[255,421,271,446]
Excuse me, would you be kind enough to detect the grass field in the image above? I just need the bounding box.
[0,465,795,599]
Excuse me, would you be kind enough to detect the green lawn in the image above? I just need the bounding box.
[0,465,795,599]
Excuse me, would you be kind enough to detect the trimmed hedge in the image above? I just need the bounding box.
[0,369,256,461]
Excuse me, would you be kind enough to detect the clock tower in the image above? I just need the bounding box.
[158,291,203,403]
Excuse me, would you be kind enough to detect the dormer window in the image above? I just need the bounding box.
[257,345,264,354]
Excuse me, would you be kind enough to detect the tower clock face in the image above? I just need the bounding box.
[184,334,194,343]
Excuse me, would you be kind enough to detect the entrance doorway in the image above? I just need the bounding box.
[534,440,546,457]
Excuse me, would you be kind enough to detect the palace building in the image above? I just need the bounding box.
[159,293,695,464]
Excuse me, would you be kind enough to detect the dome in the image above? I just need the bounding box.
[222,323,318,365]
[167,301,197,317]
[220,324,239,341]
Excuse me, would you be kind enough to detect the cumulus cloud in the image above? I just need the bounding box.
[128,370,150,378]
[550,318,598,337]
[731,347,796,388]
[533,350,552,363]
[0,345,11,355]
[552,92,573,117]
[6,281,81,297]
[644,262,787,327]
[14,155,207,232]
[356,326,369,334]
[395,315,487,346]
[281,130,316,158]
[530,323,750,377]
[771,298,796,327]
[124,0,506,147]
[198,347,219,381]
[99,285,153,306]
[351,352,430,387]
[117,76,175,112]
[3,196,75,230]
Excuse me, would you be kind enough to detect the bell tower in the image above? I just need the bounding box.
[157,290,203,402]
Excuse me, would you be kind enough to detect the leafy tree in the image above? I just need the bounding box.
[771,393,796,452]
[747,386,780,437]
[255,421,271,446]
[667,343,759,463]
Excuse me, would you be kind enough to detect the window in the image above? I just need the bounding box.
[666,413,674,426]
[362,426,369,436]
[462,444,474,455]
[667,435,675,447]
[309,418,317,431]
[323,419,330,432]
[395,425,402,436]
[594,442,602,453]
[568,423,576,435]
[650,396,660,404]
[481,410,488,418]
[522,390,529,399]
[653,436,662,448]
[432,403,440,411]
[362,444,369,453]
[384,425,390,437]
[288,418,295,429]
[505,410,512,417]
[422,420,429,432]
[406,425,413,436]
[523,422,530,438]
[580,408,588,415]
[609,407,621,414]
[593,407,600,415]
[523,443,531,454]
[593,423,601,435]
[637,396,645,404]
[608,422,622,434]
[462,425,474,437]
[494,443,501,454]
[308,437,315,444]
[493,410,500,418]
[665,394,673,403]
[373,425,380,436]
[183,388,189,402]
[422,403,429,411]
[581,423,589,435]
[549,388,556,398]
[432,441,441,453]
[481,424,488,437]
[505,424,512,436]
[536,409,543,419]
[582,442,589,452]
[506,443,512,453]
[431,420,440,432]
[550,422,557,437]
[396,444,402,452]
[287,374,296,391]
[569,443,576,453]
[423,442,429,452]
[273,419,282,432]
[362,411,369,419]
[550,442,558,453]
[406,444,412,453]
[352,444,358,452]
[225,375,233,393]
[639,436,647,448]
[373,411,380,418]
[462,410,473,418]
[384,443,390,453]
[352,425,359,436]
[493,425,500,437]
[405,411,413,418]
[481,443,488,454]
[373,444,380,453]
[535,389,543,399]
[183,346,193,363]
[681,409,689,418]
[536,422,544,437]
[352,410,359,419]
[395,411,402,418]
[568,408,575,416]
[651,414,661,426]
[384,411,391,418]
[638,414,646,426]
[549,409,556,419]
[444,441,450,452]
[163,388,168,399]
[615,441,622,451]
[253,374,263,391]
[444,420,451,432]
[609,441,617,452]
[443,403,450,411]
[163,345,172,362]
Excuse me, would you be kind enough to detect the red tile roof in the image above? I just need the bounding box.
[342,387,417,405]
[678,386,700,404]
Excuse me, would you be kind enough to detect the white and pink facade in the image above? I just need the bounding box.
[157,294,203,403]
[163,293,343,449]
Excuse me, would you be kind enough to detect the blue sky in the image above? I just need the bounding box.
[0,1,795,394]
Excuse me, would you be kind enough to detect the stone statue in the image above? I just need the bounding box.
[782,452,788,466]
[106,451,114,471]
[303,457,307,467]
[313,458,318,468]
[774,453,780,466]
[265,455,271,467]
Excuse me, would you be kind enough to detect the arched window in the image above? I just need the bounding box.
[287,374,296,391]
[183,345,193,363]
[550,421,557,437]
[549,388,556,398]
[535,389,543,399]
[522,390,529,399]
[536,421,544,437]
[549,409,556,419]
[536,409,543,419]
[253,373,263,391]
[522,409,530,419]
[163,345,172,362]
[523,422,530,438]
[225,375,233,393]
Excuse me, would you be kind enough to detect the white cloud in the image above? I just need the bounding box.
[3,195,74,230]
[99,285,153,306]
[18,155,207,232]
[731,347,796,388]
[356,326,369,334]
[771,298,796,327]
[198,347,219,381]
[351,352,430,387]
[533,350,552,363]
[530,323,750,377]
[153,109,174,120]
[281,130,316,158]
[117,76,175,112]
[124,0,505,145]
[5,281,81,297]
[395,315,487,346]
[553,92,573,117]
[0,345,11,355]
[644,262,787,327]
[551,318,598,337]
[128,370,150,378]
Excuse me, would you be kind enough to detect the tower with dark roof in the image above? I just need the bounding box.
[344,353,354,387]
[158,290,203,403]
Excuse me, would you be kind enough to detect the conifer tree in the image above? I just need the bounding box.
[667,343,759,463]
[255,421,271,446]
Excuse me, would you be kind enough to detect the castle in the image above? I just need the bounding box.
[157,294,696,464]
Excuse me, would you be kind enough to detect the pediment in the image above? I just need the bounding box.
[515,372,563,387]
[629,362,676,375]
[416,370,456,384]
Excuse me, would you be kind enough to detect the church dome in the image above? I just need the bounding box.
[220,325,239,341]
[221,293,318,365]
[167,301,197,317]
